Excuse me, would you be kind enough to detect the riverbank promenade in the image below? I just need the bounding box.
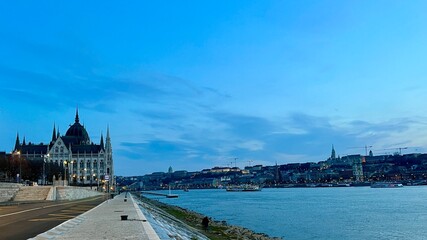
[31,193,160,240]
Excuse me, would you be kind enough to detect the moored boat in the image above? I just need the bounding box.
[226,184,261,192]
[336,183,351,187]
[370,182,403,188]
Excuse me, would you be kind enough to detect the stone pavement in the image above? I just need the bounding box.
[30,192,160,240]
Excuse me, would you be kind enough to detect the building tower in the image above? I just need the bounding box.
[51,123,57,143]
[105,125,114,188]
[14,133,20,152]
[331,144,336,160]
[352,156,364,182]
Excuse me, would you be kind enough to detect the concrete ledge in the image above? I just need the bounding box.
[131,194,159,239]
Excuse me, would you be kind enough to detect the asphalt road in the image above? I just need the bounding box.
[0,195,106,240]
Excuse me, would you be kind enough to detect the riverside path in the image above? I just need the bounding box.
[0,195,106,240]
[31,192,160,240]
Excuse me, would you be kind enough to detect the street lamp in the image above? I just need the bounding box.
[84,168,87,185]
[63,160,68,186]
[16,151,21,183]
[89,169,92,189]
[91,172,95,190]
[69,160,75,186]
[43,154,49,185]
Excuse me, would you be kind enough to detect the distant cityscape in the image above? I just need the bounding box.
[118,145,427,190]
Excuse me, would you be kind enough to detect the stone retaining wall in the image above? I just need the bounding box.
[56,186,103,200]
[0,183,22,202]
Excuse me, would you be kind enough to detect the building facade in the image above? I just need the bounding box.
[13,109,113,187]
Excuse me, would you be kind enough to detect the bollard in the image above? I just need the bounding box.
[121,215,128,221]
[124,199,127,202]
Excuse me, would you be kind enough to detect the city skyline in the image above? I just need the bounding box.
[1,1,427,175]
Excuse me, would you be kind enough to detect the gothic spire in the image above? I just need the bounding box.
[75,107,80,123]
[51,123,57,142]
[106,124,110,140]
[14,132,20,151]
[57,127,60,138]
[100,133,104,150]
[331,144,336,159]
[105,125,112,153]
[22,136,26,146]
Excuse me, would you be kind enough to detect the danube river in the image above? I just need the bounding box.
[150,186,427,239]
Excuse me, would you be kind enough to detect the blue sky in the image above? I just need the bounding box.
[1,1,427,176]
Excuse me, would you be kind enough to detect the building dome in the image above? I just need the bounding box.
[65,109,90,144]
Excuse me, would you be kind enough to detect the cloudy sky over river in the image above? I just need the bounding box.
[1,1,427,175]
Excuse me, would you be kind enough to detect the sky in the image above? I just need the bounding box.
[1,1,427,176]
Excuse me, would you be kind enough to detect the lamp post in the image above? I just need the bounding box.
[16,151,21,183]
[84,168,87,185]
[69,160,74,186]
[43,154,48,185]
[63,160,68,186]
[91,172,95,190]
[90,169,93,189]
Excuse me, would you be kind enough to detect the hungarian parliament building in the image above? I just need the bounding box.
[13,109,114,185]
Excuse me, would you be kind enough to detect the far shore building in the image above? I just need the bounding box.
[13,109,114,187]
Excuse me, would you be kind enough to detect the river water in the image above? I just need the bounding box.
[148,186,427,240]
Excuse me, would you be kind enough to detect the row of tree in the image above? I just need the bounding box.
[0,154,64,183]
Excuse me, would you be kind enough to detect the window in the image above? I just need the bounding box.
[73,161,77,174]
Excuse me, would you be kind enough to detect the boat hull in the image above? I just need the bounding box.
[371,182,403,188]
[226,185,261,192]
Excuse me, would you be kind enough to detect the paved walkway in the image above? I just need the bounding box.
[30,193,160,240]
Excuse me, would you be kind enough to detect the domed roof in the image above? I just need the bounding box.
[65,109,90,144]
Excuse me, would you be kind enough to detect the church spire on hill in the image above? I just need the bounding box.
[331,144,336,159]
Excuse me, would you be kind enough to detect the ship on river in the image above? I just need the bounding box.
[226,184,262,192]
[370,182,403,188]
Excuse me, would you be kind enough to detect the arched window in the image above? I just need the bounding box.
[100,160,104,174]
